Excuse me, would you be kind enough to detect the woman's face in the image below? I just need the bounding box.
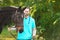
[23,8,30,16]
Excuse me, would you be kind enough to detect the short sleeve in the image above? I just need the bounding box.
[32,19,36,28]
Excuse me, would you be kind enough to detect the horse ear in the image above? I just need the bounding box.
[18,6,21,10]
[22,7,27,11]
[17,6,22,12]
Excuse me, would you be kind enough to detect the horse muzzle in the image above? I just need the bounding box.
[16,26,23,33]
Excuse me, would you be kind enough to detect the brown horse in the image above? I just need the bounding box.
[0,6,25,34]
[12,6,25,33]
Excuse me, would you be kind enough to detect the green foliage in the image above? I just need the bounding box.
[0,0,60,40]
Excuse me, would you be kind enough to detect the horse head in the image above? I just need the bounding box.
[0,6,26,34]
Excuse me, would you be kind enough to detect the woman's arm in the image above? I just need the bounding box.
[33,28,36,37]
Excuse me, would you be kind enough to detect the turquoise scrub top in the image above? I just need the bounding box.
[17,16,36,40]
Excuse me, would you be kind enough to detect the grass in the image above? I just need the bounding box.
[0,26,17,40]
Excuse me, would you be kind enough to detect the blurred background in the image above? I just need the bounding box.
[0,0,60,40]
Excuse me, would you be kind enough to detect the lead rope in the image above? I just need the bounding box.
[28,16,30,24]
